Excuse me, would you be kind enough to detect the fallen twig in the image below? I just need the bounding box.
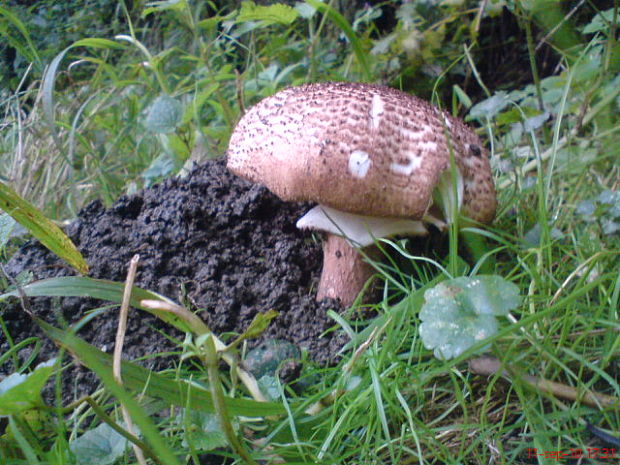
[469,355,620,409]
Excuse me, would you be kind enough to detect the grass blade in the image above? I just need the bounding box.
[39,319,285,417]
[0,276,189,333]
[306,0,371,81]
[0,183,88,274]
[38,319,182,465]
[0,6,42,68]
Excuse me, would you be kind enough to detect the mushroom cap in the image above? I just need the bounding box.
[227,82,496,224]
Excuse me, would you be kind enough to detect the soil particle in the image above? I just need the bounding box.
[1,158,345,393]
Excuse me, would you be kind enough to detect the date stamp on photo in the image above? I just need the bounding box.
[527,447,617,461]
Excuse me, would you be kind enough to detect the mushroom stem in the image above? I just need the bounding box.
[316,234,378,307]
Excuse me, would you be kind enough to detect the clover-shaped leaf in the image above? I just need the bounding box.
[144,95,183,134]
[70,423,128,465]
[180,411,228,452]
[419,276,521,360]
[598,190,620,218]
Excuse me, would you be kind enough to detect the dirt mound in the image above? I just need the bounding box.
[1,158,345,394]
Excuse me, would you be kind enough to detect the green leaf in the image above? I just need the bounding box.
[144,95,184,133]
[0,359,56,415]
[0,212,17,249]
[244,339,300,379]
[236,1,299,25]
[523,223,564,247]
[142,152,177,185]
[70,423,127,465]
[43,47,72,133]
[71,38,127,50]
[453,84,472,109]
[583,8,618,34]
[0,182,88,274]
[599,190,620,217]
[469,92,510,120]
[295,2,317,19]
[181,411,229,451]
[257,375,281,401]
[0,276,191,333]
[244,309,279,340]
[523,112,550,131]
[576,190,620,236]
[419,276,521,360]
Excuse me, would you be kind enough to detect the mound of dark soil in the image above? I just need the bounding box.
[1,158,346,394]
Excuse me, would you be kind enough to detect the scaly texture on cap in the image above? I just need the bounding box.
[227,82,496,224]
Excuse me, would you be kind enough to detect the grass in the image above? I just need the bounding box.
[1,1,619,464]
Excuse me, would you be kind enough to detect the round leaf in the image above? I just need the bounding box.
[244,339,300,379]
[70,423,127,465]
[419,276,521,360]
[144,95,183,133]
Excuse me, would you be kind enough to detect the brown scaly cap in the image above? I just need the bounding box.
[227,82,496,224]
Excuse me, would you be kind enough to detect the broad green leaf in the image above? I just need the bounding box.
[181,411,229,451]
[257,375,281,401]
[523,112,550,131]
[39,320,286,417]
[599,190,620,217]
[576,190,619,225]
[0,212,16,248]
[602,219,620,235]
[142,152,177,185]
[244,339,300,379]
[469,92,510,120]
[419,276,521,360]
[144,95,183,133]
[0,359,56,415]
[295,2,317,19]
[576,190,620,236]
[576,199,596,220]
[70,423,127,465]
[236,1,299,25]
[371,34,395,55]
[193,82,220,113]
[523,223,564,247]
[0,276,190,333]
[0,182,88,274]
[583,8,618,34]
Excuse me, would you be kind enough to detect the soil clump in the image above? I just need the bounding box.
[1,158,345,396]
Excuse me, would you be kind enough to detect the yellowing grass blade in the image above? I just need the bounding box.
[0,181,88,274]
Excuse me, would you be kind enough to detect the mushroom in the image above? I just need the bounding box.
[227,82,496,307]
